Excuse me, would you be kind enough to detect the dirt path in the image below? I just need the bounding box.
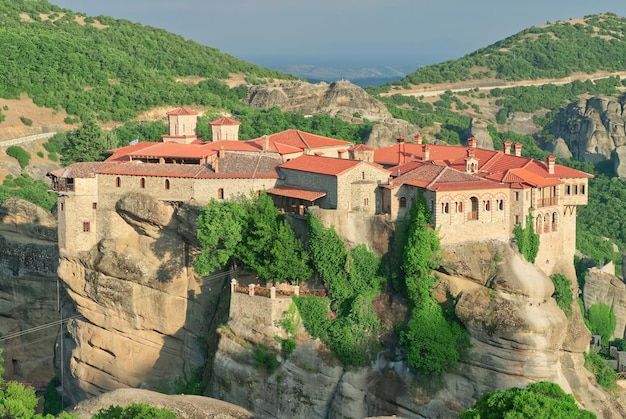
[384,70,626,97]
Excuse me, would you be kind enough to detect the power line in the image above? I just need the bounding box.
[0,315,83,342]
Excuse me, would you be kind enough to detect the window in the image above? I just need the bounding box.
[362,171,365,180]
[399,197,407,208]
[515,191,520,201]
[469,197,479,220]
[565,185,571,195]
[536,216,542,234]
[140,178,146,188]
[456,201,463,213]
[484,200,490,211]
[92,202,97,210]
[581,184,586,195]
[441,202,449,214]
[83,222,90,233]
[364,198,369,206]
[116,177,121,187]
[515,215,520,224]
[218,188,224,199]
[498,199,504,211]
[60,203,64,211]
[552,212,558,232]
[165,179,170,190]
[573,185,578,195]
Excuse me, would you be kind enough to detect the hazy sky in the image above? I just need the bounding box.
[51,1,626,71]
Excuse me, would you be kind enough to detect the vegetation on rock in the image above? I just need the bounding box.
[513,209,540,263]
[460,381,596,418]
[587,303,617,345]
[93,403,176,419]
[399,192,470,377]
[550,273,573,318]
[584,350,617,392]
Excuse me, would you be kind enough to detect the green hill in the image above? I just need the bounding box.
[396,13,626,86]
[0,0,296,122]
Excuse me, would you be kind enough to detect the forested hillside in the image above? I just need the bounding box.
[395,13,626,86]
[0,0,293,122]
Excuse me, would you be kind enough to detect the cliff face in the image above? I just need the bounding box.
[0,198,59,384]
[583,265,626,340]
[548,95,626,177]
[207,239,624,418]
[56,194,229,404]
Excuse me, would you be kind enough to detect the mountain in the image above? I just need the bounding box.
[271,63,408,87]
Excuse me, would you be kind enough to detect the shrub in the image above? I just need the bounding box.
[584,350,616,392]
[93,403,176,418]
[19,116,33,126]
[513,209,539,263]
[43,376,66,415]
[37,151,44,158]
[587,303,616,345]
[550,273,573,318]
[252,345,279,374]
[6,145,31,168]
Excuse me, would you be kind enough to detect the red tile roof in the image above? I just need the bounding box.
[267,186,327,201]
[349,143,374,151]
[128,143,216,159]
[209,117,240,125]
[251,129,351,150]
[280,155,383,176]
[167,107,198,115]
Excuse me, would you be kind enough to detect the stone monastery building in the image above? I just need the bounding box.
[48,108,592,275]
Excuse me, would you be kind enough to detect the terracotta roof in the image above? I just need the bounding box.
[280,155,383,176]
[106,142,157,162]
[48,162,121,179]
[216,154,282,177]
[209,117,240,125]
[251,129,351,150]
[388,163,504,192]
[167,107,198,115]
[266,186,327,201]
[96,162,279,179]
[127,143,216,159]
[349,143,374,151]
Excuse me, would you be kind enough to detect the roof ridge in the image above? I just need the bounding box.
[480,151,502,171]
[297,130,311,149]
[426,165,448,189]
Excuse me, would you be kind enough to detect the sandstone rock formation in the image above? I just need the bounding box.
[548,95,626,173]
[68,388,252,419]
[468,118,494,150]
[0,198,59,384]
[246,80,392,123]
[583,266,626,340]
[207,238,624,418]
[56,195,229,404]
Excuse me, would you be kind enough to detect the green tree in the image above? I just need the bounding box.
[513,209,540,263]
[194,199,246,275]
[61,114,117,165]
[460,381,596,418]
[400,192,470,377]
[93,403,176,419]
[587,303,616,345]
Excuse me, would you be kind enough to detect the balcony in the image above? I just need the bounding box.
[535,196,558,208]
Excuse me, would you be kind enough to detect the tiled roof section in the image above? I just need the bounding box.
[217,154,282,176]
[246,138,303,155]
[349,143,374,151]
[167,107,198,116]
[280,155,383,176]
[96,161,280,179]
[48,162,122,179]
[128,143,216,159]
[251,129,351,150]
[389,163,499,192]
[374,142,593,185]
[209,117,240,125]
[106,142,158,162]
[266,186,327,201]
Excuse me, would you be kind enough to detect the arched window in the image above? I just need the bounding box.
[498,199,504,211]
[484,200,490,211]
[442,202,449,214]
[536,216,542,234]
[165,179,170,190]
[399,197,407,208]
[470,197,479,220]
[116,177,121,188]
[543,214,550,233]
[552,212,558,231]
[456,201,463,213]
[140,178,146,188]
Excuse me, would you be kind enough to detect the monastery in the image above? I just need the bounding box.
[48,108,592,274]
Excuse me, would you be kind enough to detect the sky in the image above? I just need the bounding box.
[51,1,626,72]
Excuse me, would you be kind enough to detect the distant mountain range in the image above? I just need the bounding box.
[271,63,410,87]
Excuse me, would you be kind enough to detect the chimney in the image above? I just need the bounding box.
[514,142,522,157]
[547,155,555,174]
[467,149,475,158]
[422,145,431,161]
[468,137,477,148]
[218,146,225,159]
[503,141,511,155]
[262,135,269,152]
[414,133,423,145]
[397,136,406,164]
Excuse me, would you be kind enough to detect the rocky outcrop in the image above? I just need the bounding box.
[582,266,626,340]
[0,198,59,384]
[469,118,494,150]
[56,196,229,404]
[246,80,392,123]
[69,388,252,419]
[207,239,624,418]
[548,96,626,173]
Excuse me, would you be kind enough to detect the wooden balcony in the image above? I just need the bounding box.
[535,196,558,208]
